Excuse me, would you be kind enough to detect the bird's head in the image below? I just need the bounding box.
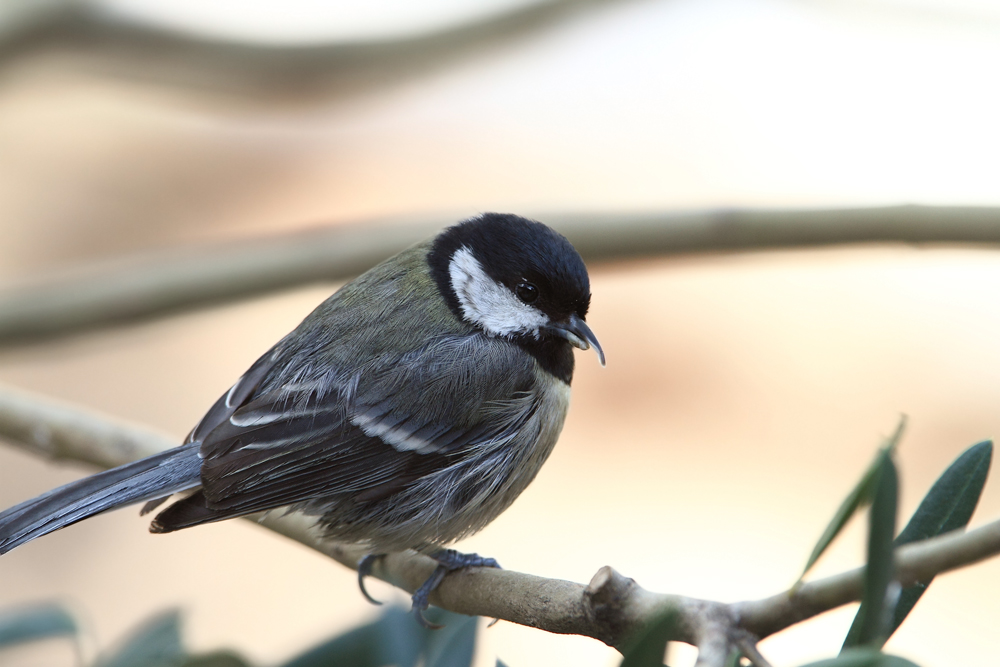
[428,213,604,366]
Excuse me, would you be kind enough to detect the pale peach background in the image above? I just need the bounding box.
[1,1,1000,666]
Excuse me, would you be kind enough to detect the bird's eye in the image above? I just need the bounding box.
[515,282,539,304]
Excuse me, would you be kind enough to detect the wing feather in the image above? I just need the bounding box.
[189,334,538,518]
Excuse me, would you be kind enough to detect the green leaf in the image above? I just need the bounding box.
[96,610,184,667]
[890,440,991,633]
[0,602,78,649]
[724,649,743,667]
[181,652,254,667]
[374,605,427,667]
[842,454,898,650]
[618,608,678,667]
[281,606,472,667]
[843,440,992,646]
[895,441,991,545]
[423,612,478,667]
[798,648,921,666]
[279,618,382,667]
[798,420,905,583]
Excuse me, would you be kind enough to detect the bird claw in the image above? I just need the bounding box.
[413,609,445,630]
[429,548,501,570]
[411,564,449,628]
[357,553,385,605]
[408,549,502,628]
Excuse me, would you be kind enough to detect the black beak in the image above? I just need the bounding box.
[545,313,606,366]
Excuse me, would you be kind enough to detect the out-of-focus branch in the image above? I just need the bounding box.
[0,218,438,346]
[0,0,624,103]
[1,383,999,665]
[2,206,1000,346]
[0,383,175,469]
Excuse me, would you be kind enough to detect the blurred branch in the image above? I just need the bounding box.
[0,0,626,102]
[0,383,175,469]
[3,205,1000,346]
[1,383,999,666]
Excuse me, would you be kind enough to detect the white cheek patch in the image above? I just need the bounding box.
[448,246,548,337]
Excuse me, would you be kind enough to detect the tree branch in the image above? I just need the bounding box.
[0,383,997,663]
[3,205,1000,346]
[0,0,624,103]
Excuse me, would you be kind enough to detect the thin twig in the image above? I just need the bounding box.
[736,520,1000,639]
[3,206,1000,346]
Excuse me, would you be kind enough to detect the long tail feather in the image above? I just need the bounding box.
[0,444,202,554]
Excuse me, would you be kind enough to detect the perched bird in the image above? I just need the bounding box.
[0,213,604,624]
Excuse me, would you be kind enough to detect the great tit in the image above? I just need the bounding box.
[0,213,604,624]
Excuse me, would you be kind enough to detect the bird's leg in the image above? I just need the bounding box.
[410,548,501,628]
[357,553,386,605]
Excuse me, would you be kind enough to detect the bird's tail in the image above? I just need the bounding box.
[0,444,202,555]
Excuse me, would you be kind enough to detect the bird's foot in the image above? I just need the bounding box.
[357,553,386,605]
[411,549,501,629]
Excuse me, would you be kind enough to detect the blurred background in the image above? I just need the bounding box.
[1,0,1000,665]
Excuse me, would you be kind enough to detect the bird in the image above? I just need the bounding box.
[0,213,604,625]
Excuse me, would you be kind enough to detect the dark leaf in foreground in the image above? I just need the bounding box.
[890,440,991,636]
[181,652,253,667]
[798,419,905,583]
[0,602,78,649]
[843,440,992,646]
[96,609,184,667]
[619,608,677,667]
[798,647,921,666]
[279,617,381,667]
[281,606,475,667]
[842,455,898,650]
[423,611,478,667]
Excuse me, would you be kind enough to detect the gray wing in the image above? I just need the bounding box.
[138,345,282,516]
[186,344,284,445]
[152,334,539,530]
